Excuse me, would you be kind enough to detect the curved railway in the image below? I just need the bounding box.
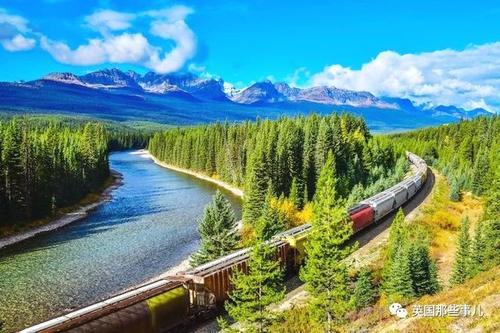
[21,152,429,333]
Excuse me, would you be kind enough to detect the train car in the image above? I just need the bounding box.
[20,280,190,333]
[365,191,396,222]
[348,203,375,232]
[401,178,417,198]
[387,184,407,208]
[182,248,250,304]
[182,237,296,305]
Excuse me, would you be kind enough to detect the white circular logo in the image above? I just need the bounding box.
[389,303,402,315]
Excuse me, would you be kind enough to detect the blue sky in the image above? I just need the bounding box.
[1,0,499,111]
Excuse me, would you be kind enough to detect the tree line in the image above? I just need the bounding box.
[149,113,405,229]
[0,118,110,227]
[389,115,498,200]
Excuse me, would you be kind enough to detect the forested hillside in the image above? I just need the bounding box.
[0,114,157,151]
[272,116,499,332]
[388,116,498,199]
[0,118,109,227]
[149,113,406,228]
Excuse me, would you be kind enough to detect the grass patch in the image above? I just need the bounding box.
[410,171,483,284]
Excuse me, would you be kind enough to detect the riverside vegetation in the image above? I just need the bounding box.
[152,115,498,331]
[0,116,154,235]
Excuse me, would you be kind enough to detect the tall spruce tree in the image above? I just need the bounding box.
[255,189,285,241]
[243,139,269,225]
[449,177,461,202]
[409,241,440,296]
[289,177,304,210]
[300,152,355,332]
[190,190,240,266]
[471,148,490,196]
[382,209,414,301]
[384,243,414,301]
[469,219,485,277]
[353,269,377,310]
[385,209,407,264]
[225,240,285,332]
[450,216,471,285]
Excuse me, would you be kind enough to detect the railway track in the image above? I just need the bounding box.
[190,169,436,333]
[21,152,431,333]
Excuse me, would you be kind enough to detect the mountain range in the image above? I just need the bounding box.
[0,68,490,131]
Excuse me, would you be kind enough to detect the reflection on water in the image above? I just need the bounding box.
[0,151,241,332]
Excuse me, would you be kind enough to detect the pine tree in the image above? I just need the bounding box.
[353,269,377,310]
[469,219,485,277]
[190,190,240,266]
[225,241,284,332]
[409,241,440,296]
[450,216,471,285]
[314,118,333,179]
[384,243,414,301]
[471,148,489,196]
[243,140,269,225]
[428,260,441,294]
[300,152,355,332]
[449,177,461,202]
[481,219,500,269]
[289,177,304,210]
[382,209,414,301]
[385,209,407,263]
[255,189,285,241]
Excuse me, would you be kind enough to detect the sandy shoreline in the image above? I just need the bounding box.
[0,170,124,250]
[141,149,244,198]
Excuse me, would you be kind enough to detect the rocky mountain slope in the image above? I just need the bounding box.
[0,68,490,131]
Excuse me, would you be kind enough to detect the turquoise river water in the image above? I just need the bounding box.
[0,150,242,332]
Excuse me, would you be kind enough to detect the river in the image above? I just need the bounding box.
[0,150,242,332]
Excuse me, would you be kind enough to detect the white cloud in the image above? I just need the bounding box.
[1,33,35,51]
[85,9,135,32]
[147,7,196,73]
[0,8,29,32]
[0,8,36,51]
[309,43,500,112]
[41,5,196,73]
[41,33,150,65]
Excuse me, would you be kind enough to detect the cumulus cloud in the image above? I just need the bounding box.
[41,5,196,73]
[0,8,36,51]
[309,43,500,112]
[1,33,35,51]
[41,33,151,65]
[85,9,135,32]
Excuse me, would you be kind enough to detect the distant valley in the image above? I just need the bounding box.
[0,68,490,132]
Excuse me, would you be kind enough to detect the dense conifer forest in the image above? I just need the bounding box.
[388,115,498,199]
[148,113,407,227]
[0,118,110,227]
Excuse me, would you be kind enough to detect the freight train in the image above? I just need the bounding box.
[21,152,428,333]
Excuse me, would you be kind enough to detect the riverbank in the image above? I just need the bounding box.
[131,149,244,287]
[0,170,124,250]
[141,149,244,198]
